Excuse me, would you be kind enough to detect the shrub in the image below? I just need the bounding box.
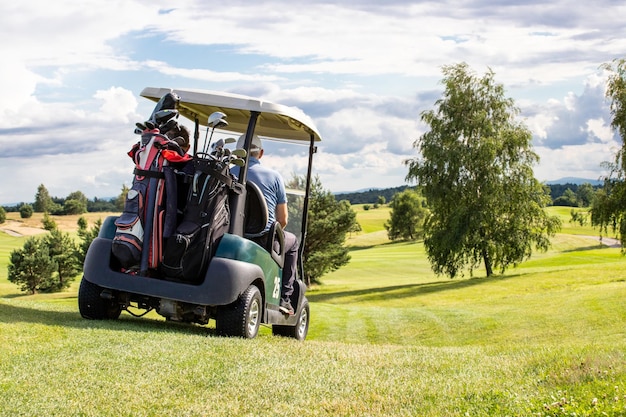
[19,204,33,219]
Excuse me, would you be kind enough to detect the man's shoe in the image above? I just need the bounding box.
[279,299,294,315]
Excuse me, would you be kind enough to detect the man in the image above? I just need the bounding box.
[236,134,298,315]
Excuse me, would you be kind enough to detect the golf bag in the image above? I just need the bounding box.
[112,129,188,272]
[160,156,232,282]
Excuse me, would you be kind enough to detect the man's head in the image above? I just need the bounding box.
[237,134,263,158]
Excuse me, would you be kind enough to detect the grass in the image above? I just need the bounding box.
[1,207,625,416]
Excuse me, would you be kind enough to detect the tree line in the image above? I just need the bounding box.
[0,178,600,220]
[1,184,129,218]
[335,182,602,208]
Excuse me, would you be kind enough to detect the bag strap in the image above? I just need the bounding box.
[133,168,165,179]
[207,168,233,188]
[194,158,233,189]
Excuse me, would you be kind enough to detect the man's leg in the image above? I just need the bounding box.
[279,231,298,314]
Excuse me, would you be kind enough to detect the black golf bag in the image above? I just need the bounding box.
[160,156,233,282]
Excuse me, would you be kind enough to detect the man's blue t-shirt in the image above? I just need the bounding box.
[233,158,287,232]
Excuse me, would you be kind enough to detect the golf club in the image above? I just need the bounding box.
[202,112,228,154]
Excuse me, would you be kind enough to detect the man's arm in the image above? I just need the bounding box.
[276,202,288,228]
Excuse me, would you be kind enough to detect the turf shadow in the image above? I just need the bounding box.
[307,273,521,303]
[0,298,213,336]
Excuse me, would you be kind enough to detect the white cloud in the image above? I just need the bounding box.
[585,118,613,144]
[94,87,140,123]
[1,0,626,203]
[534,142,618,182]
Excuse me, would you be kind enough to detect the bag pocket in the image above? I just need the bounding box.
[111,184,146,269]
[161,221,203,280]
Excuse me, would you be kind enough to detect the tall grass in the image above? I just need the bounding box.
[0,207,625,416]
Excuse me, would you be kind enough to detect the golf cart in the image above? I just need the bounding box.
[78,87,321,340]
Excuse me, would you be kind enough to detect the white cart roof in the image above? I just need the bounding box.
[141,87,321,143]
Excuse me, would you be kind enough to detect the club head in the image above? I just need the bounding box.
[224,137,236,144]
[159,118,178,134]
[229,157,245,167]
[208,111,228,128]
[153,109,179,124]
[231,148,247,158]
[211,138,225,151]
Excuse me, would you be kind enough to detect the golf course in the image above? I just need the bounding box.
[0,206,625,416]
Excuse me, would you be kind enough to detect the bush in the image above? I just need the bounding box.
[42,212,57,231]
[45,229,81,291]
[19,204,33,219]
[0,206,5,224]
[8,237,57,294]
[77,217,102,264]
[384,189,428,241]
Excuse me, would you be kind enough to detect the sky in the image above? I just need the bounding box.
[1,0,625,205]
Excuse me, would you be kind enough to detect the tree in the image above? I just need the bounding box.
[115,185,130,212]
[44,229,81,291]
[288,176,357,285]
[8,237,57,294]
[591,58,626,248]
[0,206,5,224]
[19,204,33,219]
[42,212,57,231]
[77,217,102,264]
[34,184,54,212]
[576,183,596,207]
[64,191,88,214]
[64,199,87,215]
[384,189,428,241]
[406,62,561,277]
[553,188,579,207]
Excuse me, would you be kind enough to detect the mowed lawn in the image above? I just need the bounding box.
[0,207,625,416]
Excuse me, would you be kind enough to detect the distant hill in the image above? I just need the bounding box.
[545,177,602,186]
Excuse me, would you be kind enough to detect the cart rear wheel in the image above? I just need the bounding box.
[216,285,262,339]
[78,277,122,320]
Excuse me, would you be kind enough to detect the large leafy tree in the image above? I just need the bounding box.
[591,58,626,249]
[406,62,560,277]
[384,188,428,241]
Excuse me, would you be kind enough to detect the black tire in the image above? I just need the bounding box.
[78,277,122,320]
[216,285,262,339]
[272,299,309,341]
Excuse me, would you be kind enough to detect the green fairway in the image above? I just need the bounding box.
[0,208,625,416]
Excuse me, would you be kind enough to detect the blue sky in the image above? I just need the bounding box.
[1,0,625,204]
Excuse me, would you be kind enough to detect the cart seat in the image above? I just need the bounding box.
[244,181,285,267]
